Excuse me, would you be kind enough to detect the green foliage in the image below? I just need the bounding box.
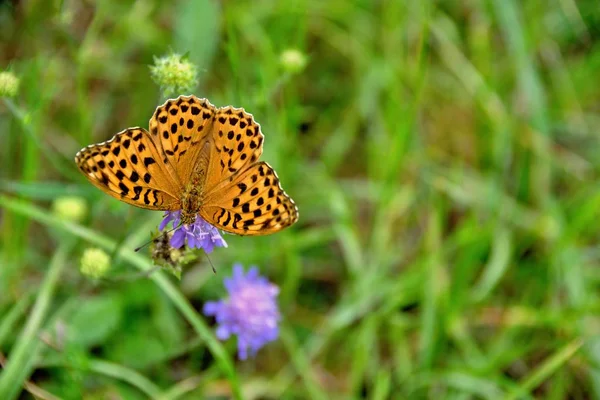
[1,0,600,398]
[67,293,123,347]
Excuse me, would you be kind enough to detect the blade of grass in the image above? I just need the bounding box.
[0,353,61,400]
[0,241,71,399]
[471,225,512,302]
[158,375,203,400]
[87,359,162,398]
[419,205,447,369]
[349,315,377,396]
[2,99,80,181]
[0,293,33,347]
[35,357,163,398]
[491,0,552,205]
[279,326,328,400]
[504,338,584,400]
[371,368,392,400]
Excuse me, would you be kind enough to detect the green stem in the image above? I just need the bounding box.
[0,242,71,399]
[0,292,33,348]
[0,195,242,399]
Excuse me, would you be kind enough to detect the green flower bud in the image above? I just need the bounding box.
[280,49,307,74]
[149,53,198,98]
[52,196,88,223]
[0,71,19,98]
[80,248,110,279]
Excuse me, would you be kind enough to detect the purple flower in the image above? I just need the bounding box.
[203,264,281,360]
[159,210,227,252]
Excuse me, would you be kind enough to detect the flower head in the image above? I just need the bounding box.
[80,248,110,279]
[203,264,281,360]
[149,53,198,98]
[0,71,19,98]
[159,210,227,253]
[52,196,87,223]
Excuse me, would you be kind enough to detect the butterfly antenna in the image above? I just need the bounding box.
[134,223,182,252]
[204,252,217,274]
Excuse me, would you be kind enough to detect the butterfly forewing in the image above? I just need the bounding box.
[201,162,298,235]
[203,106,264,192]
[149,96,217,183]
[75,128,180,210]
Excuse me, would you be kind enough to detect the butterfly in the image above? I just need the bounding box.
[75,95,298,235]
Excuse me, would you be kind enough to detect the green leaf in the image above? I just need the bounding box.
[152,293,185,348]
[109,329,168,369]
[67,294,123,347]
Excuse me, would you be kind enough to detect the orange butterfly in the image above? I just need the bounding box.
[75,95,298,235]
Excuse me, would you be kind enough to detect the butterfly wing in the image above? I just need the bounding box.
[201,160,298,235]
[201,162,298,235]
[202,106,264,192]
[148,95,217,183]
[75,128,180,210]
[199,106,298,235]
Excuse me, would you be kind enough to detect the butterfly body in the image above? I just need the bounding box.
[75,95,298,235]
[180,181,205,225]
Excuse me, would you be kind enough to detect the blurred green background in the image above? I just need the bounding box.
[2,0,600,398]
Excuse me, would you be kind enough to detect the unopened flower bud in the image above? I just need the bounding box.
[280,49,307,74]
[0,71,19,98]
[150,53,198,98]
[80,248,110,279]
[52,196,87,223]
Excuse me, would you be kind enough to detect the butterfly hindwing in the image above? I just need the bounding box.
[75,128,180,210]
[200,162,298,235]
[149,96,217,183]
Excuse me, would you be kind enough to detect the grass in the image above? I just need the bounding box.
[1,0,600,398]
